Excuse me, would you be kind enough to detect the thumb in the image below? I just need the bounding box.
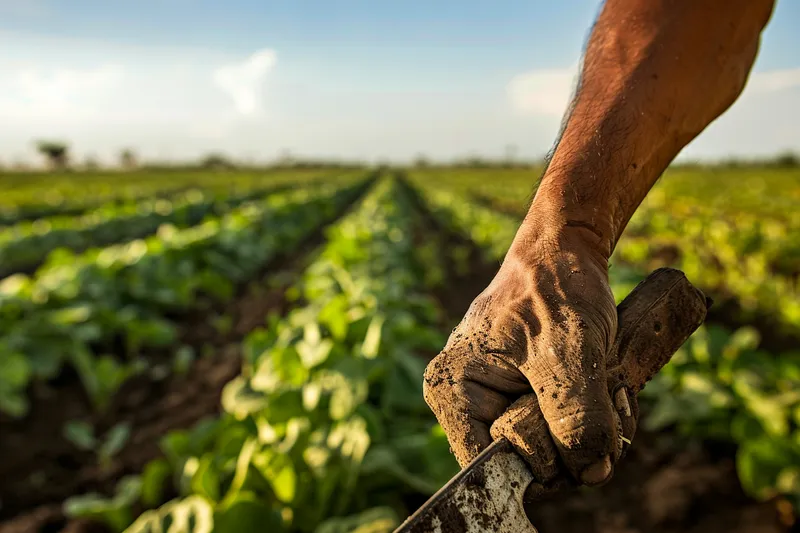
[489,394,560,484]
[522,343,619,486]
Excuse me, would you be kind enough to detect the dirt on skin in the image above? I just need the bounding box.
[0,192,357,533]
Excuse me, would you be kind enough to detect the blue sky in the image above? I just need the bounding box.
[1,0,799,164]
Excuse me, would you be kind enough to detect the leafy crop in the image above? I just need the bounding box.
[66,177,456,532]
[618,184,800,333]
[0,168,336,225]
[0,187,283,277]
[0,182,366,417]
[643,326,800,505]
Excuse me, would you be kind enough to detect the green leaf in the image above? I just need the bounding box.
[224,437,258,502]
[730,413,764,443]
[214,492,284,533]
[252,450,297,504]
[303,381,323,411]
[360,314,384,359]
[316,506,398,533]
[141,459,171,508]
[50,305,92,324]
[160,431,192,465]
[26,345,63,380]
[65,494,132,533]
[318,295,350,341]
[0,390,28,417]
[190,456,220,501]
[64,420,96,451]
[93,356,135,412]
[64,477,142,533]
[0,351,31,388]
[173,346,195,376]
[100,423,132,466]
[297,338,334,369]
[222,376,269,419]
[125,496,213,533]
[737,437,800,501]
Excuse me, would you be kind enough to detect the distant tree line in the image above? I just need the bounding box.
[0,140,796,174]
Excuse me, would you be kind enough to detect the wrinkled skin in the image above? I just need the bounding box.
[424,224,626,485]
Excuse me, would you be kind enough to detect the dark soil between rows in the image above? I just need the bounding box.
[412,184,795,533]
[0,189,364,533]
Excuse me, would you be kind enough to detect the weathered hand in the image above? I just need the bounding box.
[424,220,632,486]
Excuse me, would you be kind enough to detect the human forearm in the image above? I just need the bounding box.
[519,0,775,259]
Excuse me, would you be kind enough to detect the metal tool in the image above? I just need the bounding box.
[395,268,710,533]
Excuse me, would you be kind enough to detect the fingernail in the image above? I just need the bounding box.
[615,387,632,417]
[581,455,612,485]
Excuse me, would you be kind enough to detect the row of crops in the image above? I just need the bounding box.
[1,167,797,532]
[0,169,334,225]
[0,179,367,418]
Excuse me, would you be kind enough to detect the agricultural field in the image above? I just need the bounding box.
[0,166,798,533]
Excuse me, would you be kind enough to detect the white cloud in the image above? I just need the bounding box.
[12,65,123,117]
[213,49,277,116]
[507,66,578,116]
[0,35,280,162]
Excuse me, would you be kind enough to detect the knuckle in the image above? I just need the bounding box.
[422,349,461,409]
[554,406,617,455]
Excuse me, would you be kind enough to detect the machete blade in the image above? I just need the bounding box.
[394,439,537,533]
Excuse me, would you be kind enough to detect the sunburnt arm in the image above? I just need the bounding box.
[423,0,775,486]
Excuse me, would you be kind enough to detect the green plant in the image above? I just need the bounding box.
[643,326,800,504]
[63,421,133,469]
[0,182,366,417]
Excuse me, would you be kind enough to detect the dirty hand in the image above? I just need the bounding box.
[423,217,635,487]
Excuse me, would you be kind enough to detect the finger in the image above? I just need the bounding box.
[523,344,619,486]
[423,349,513,468]
[489,394,560,483]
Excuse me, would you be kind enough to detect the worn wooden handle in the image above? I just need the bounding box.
[610,267,710,393]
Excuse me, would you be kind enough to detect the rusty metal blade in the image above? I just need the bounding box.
[394,439,537,533]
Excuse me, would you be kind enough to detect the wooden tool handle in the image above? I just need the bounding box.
[611,267,710,393]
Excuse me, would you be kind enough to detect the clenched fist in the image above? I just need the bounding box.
[423,219,635,487]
